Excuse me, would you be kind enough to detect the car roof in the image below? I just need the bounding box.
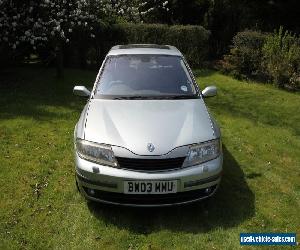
[108,44,182,56]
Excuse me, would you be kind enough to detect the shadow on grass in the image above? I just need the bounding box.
[0,66,95,121]
[88,145,255,234]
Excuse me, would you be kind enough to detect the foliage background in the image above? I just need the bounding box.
[221,28,300,89]
[0,1,300,86]
[1,0,300,64]
[62,23,210,69]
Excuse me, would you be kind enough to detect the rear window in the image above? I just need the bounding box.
[94,55,198,99]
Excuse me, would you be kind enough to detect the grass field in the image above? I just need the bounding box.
[0,66,299,249]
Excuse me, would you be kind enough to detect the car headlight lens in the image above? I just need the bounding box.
[76,139,118,167]
[186,139,221,166]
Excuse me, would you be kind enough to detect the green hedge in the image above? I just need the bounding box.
[221,29,300,90]
[262,27,300,89]
[65,23,210,68]
[117,23,169,45]
[117,23,210,67]
[221,30,267,80]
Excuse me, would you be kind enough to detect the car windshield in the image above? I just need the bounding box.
[94,54,198,99]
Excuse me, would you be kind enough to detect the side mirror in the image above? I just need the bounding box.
[202,86,217,97]
[73,86,91,97]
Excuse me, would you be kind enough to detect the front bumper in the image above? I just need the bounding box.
[75,152,223,207]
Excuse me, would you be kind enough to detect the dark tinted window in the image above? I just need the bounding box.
[94,55,197,99]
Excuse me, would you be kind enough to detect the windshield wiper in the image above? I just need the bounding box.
[113,95,198,100]
[163,95,198,99]
[113,96,147,100]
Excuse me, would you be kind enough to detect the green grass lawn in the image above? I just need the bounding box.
[0,66,299,249]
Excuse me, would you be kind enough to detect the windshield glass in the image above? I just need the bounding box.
[94,55,197,99]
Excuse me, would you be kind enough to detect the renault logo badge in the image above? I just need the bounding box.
[147,143,155,152]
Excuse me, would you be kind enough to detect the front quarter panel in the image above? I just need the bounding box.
[210,114,221,138]
[75,103,89,140]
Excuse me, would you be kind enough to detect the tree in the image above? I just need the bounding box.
[0,0,169,76]
[0,0,108,76]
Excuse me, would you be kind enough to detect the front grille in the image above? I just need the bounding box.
[83,185,217,205]
[116,157,186,171]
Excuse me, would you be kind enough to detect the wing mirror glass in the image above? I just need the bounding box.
[73,86,91,97]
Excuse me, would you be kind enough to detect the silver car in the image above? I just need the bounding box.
[73,44,222,207]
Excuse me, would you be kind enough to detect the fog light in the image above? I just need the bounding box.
[88,188,95,196]
[92,166,100,173]
[204,187,212,194]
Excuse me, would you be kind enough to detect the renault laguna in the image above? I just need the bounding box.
[73,44,223,206]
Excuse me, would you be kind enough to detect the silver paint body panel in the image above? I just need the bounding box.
[84,99,216,156]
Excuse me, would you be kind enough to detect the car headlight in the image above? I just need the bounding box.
[186,139,221,166]
[76,139,118,167]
